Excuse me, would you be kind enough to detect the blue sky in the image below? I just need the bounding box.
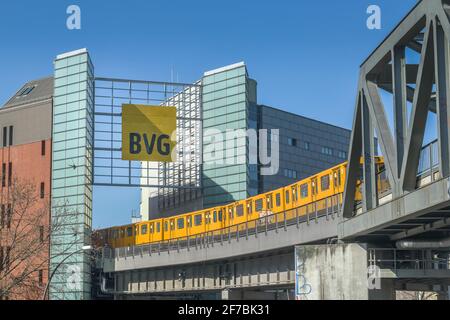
[0,0,419,228]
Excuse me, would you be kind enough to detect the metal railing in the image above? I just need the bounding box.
[102,194,342,260]
[368,248,450,272]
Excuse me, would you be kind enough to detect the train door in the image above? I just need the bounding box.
[169,218,176,239]
[227,205,234,227]
[311,178,318,203]
[186,215,192,237]
[266,193,273,215]
[246,200,253,222]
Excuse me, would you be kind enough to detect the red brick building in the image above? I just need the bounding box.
[0,77,53,300]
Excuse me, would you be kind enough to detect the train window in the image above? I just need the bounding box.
[300,184,308,198]
[177,218,184,229]
[164,222,168,232]
[247,202,253,214]
[150,223,154,234]
[285,190,290,204]
[135,226,139,236]
[213,211,217,223]
[141,225,148,235]
[218,210,223,222]
[292,187,297,202]
[126,227,132,237]
[170,220,175,231]
[156,222,160,233]
[236,205,244,217]
[321,175,330,191]
[276,193,281,207]
[205,212,211,224]
[187,216,192,227]
[255,199,263,211]
[194,214,202,226]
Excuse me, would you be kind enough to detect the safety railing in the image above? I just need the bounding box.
[102,194,342,260]
[368,248,450,272]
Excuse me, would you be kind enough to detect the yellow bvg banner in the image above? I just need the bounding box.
[122,104,177,162]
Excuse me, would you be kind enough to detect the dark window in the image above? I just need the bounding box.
[41,141,46,156]
[0,205,4,229]
[38,270,43,287]
[156,222,160,233]
[18,86,35,96]
[126,227,132,237]
[40,182,45,199]
[177,218,184,229]
[300,184,309,198]
[213,211,217,223]
[288,138,297,147]
[6,204,11,229]
[0,247,3,272]
[321,175,330,191]
[194,214,202,226]
[255,199,263,211]
[236,205,244,217]
[164,222,168,232]
[276,193,281,207]
[141,224,148,235]
[39,226,44,242]
[247,202,253,214]
[285,190,290,204]
[8,126,13,146]
[218,210,223,222]
[2,127,6,147]
[1,163,5,187]
[8,162,12,186]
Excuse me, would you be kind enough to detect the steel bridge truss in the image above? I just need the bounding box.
[343,0,450,218]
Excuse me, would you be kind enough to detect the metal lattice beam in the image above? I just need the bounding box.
[342,0,450,218]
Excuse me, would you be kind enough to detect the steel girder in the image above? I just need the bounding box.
[342,0,450,218]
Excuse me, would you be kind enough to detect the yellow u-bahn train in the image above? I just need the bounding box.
[94,158,385,249]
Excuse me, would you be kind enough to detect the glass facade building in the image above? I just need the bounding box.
[202,63,258,208]
[50,49,94,300]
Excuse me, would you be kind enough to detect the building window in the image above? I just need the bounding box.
[2,127,6,147]
[38,270,44,287]
[304,142,310,151]
[321,146,333,156]
[18,86,35,97]
[338,151,347,159]
[0,205,4,229]
[40,182,45,199]
[8,126,13,146]
[1,163,5,187]
[41,140,46,156]
[6,204,11,229]
[287,138,297,147]
[39,226,45,243]
[283,169,298,179]
[8,162,12,186]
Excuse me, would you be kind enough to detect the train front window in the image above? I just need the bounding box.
[194,214,202,226]
[300,184,308,198]
[177,218,184,229]
[236,205,244,217]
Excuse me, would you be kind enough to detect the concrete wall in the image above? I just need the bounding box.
[295,244,395,300]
